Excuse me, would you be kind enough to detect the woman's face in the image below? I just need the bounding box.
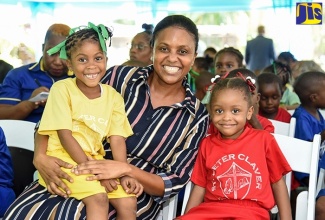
[152,26,197,85]
[129,32,152,66]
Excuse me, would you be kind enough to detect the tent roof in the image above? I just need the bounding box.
[0,0,300,13]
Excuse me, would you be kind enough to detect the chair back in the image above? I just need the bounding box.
[269,117,296,137]
[273,133,321,220]
[0,120,36,197]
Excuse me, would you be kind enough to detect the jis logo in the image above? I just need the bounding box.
[296,2,322,25]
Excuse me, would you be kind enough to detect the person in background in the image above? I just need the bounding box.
[128,23,153,66]
[0,23,72,123]
[203,47,217,73]
[3,15,209,220]
[176,77,292,220]
[0,127,15,217]
[194,70,213,101]
[277,51,324,82]
[290,71,325,220]
[262,61,300,110]
[257,72,292,123]
[0,59,13,84]
[188,56,211,93]
[245,25,275,75]
[201,47,244,109]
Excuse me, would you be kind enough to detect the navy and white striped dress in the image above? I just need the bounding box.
[3,65,209,220]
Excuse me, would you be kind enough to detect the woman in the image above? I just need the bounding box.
[128,23,153,66]
[3,15,209,220]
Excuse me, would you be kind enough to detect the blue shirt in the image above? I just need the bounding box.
[293,106,325,183]
[0,127,15,217]
[0,58,70,123]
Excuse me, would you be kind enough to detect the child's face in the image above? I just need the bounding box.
[210,88,253,139]
[314,80,325,109]
[214,53,241,77]
[259,82,282,116]
[67,41,107,88]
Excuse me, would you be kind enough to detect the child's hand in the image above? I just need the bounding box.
[100,179,119,192]
[120,176,144,197]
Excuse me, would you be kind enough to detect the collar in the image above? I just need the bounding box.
[28,57,44,72]
[130,65,197,117]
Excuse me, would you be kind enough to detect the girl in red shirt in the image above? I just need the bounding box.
[176,77,292,220]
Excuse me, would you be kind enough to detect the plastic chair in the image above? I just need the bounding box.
[273,133,321,220]
[156,195,178,220]
[180,181,193,215]
[0,119,36,197]
[269,117,296,137]
[316,151,325,197]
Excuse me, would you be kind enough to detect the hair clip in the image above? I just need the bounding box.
[211,75,220,83]
[246,76,256,85]
[236,72,256,92]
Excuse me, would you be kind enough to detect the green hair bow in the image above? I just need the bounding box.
[47,22,112,60]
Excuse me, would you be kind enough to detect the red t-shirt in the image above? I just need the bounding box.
[259,108,292,123]
[274,108,292,123]
[191,126,291,210]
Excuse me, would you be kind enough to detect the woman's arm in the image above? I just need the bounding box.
[272,177,292,220]
[184,184,205,213]
[33,132,74,197]
[73,160,165,196]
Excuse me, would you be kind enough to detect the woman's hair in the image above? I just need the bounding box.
[257,72,282,93]
[293,71,325,104]
[44,23,71,43]
[65,26,113,59]
[142,23,154,34]
[210,77,253,106]
[262,61,291,86]
[151,15,199,53]
[214,47,244,67]
[137,23,153,44]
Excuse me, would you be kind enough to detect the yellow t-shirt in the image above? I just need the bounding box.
[38,78,133,156]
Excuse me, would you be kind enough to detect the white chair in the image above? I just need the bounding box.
[269,117,296,196]
[316,151,325,198]
[0,119,37,196]
[269,117,296,137]
[180,181,193,215]
[273,133,321,220]
[156,195,178,220]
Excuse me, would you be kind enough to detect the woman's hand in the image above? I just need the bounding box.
[120,176,144,197]
[71,159,131,181]
[34,153,74,198]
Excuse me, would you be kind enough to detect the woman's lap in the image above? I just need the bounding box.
[3,181,84,219]
[3,180,161,220]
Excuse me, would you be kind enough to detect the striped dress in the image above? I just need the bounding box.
[3,65,209,220]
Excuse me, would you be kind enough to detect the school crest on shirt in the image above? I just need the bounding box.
[211,153,263,200]
[216,162,252,199]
